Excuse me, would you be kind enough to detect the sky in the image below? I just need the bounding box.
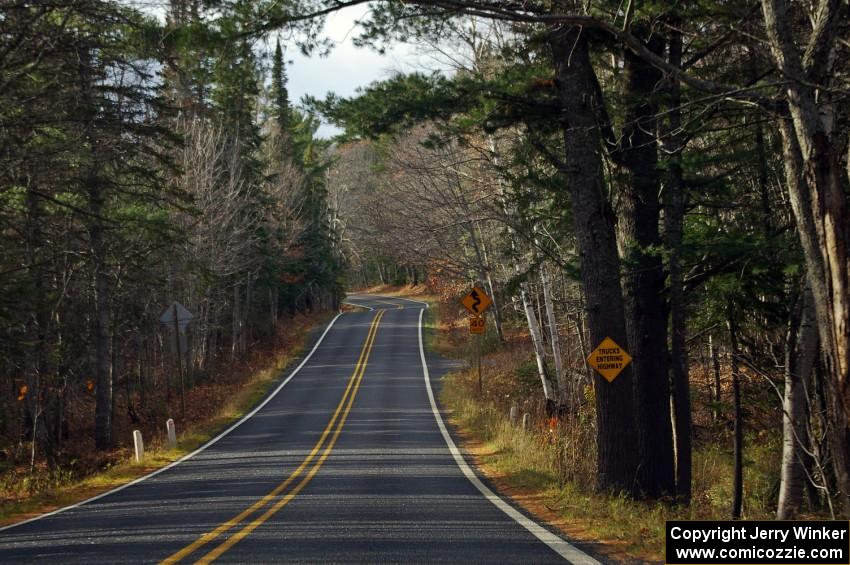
[130,1,430,138]
[282,6,426,138]
[132,0,440,137]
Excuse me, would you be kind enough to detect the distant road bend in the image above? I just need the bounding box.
[0,294,603,564]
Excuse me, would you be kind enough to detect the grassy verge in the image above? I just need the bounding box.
[0,311,333,527]
[440,369,781,563]
[427,301,781,563]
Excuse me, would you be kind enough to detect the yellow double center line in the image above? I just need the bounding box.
[161,310,385,564]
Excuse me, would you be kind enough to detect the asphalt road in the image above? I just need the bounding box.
[0,295,603,564]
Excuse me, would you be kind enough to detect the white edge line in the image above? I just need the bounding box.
[416,308,601,565]
[342,299,374,311]
[0,313,343,534]
[346,294,430,310]
[389,295,430,309]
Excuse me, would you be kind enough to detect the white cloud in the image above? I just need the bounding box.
[128,0,437,138]
[284,5,424,138]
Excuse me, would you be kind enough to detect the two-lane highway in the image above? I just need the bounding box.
[0,295,602,564]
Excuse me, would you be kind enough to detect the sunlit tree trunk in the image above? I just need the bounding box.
[762,0,850,511]
[778,284,818,519]
[541,264,568,406]
[728,301,743,518]
[662,25,692,504]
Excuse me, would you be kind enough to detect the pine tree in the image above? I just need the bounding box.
[272,39,291,133]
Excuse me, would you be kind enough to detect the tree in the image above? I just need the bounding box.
[292,0,847,504]
[0,0,341,473]
[761,0,850,508]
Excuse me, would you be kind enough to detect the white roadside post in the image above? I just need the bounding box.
[522,413,531,431]
[133,430,144,462]
[510,404,518,425]
[166,418,177,449]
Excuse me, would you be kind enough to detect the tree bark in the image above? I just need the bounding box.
[78,45,114,451]
[231,283,240,359]
[541,263,568,405]
[488,136,551,399]
[778,284,818,519]
[479,242,504,342]
[618,33,675,498]
[662,25,692,504]
[90,167,113,450]
[762,0,849,434]
[520,279,556,405]
[777,119,850,511]
[551,27,638,495]
[23,184,56,464]
[472,218,504,342]
[710,335,722,423]
[728,301,743,518]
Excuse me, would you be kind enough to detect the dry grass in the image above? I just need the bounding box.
[427,296,786,563]
[440,367,782,562]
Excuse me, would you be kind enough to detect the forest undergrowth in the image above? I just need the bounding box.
[0,310,332,525]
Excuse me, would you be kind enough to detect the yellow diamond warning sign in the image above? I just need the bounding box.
[587,337,632,382]
[461,287,492,315]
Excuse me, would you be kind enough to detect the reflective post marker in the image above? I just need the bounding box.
[166,418,177,449]
[133,430,144,462]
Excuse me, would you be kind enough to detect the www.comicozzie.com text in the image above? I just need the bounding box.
[669,525,848,544]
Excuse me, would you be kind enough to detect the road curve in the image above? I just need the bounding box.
[0,294,603,564]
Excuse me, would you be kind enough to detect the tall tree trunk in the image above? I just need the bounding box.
[662,25,692,504]
[551,27,638,495]
[231,283,240,359]
[487,136,549,395]
[778,120,850,511]
[710,335,722,423]
[728,301,743,518]
[90,170,113,450]
[473,219,504,342]
[778,284,818,519]
[479,247,504,341]
[520,280,556,406]
[78,45,114,451]
[243,275,251,353]
[23,184,55,464]
[762,0,850,511]
[754,120,773,235]
[541,264,568,406]
[618,34,675,498]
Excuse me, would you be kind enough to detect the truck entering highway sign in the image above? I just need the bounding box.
[587,337,632,382]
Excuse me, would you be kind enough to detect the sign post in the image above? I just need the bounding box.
[477,330,482,393]
[160,302,193,415]
[172,304,185,415]
[462,288,493,395]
